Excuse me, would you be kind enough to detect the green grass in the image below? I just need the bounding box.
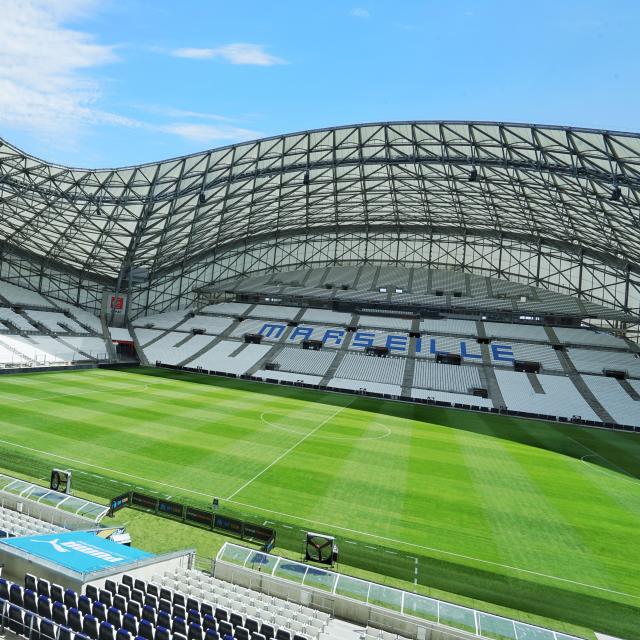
[0,367,638,639]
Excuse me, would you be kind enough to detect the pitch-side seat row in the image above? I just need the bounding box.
[1,574,310,640]
[164,569,328,627]
[150,573,319,640]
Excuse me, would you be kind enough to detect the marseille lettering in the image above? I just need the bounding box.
[258,322,515,361]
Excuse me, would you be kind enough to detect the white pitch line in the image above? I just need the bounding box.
[226,401,353,500]
[1,434,639,601]
[0,383,150,405]
[260,412,391,441]
[568,435,637,479]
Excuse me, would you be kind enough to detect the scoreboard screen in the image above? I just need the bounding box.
[214,514,243,535]
[110,492,130,514]
[185,507,214,528]
[242,523,275,543]
[158,499,184,518]
[131,492,158,510]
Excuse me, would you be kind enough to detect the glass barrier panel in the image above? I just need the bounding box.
[513,623,555,640]
[303,567,337,592]
[76,503,108,519]
[334,575,370,603]
[368,583,402,612]
[555,634,582,640]
[273,560,307,583]
[477,613,518,640]
[219,544,252,567]
[437,602,477,634]
[38,491,70,508]
[246,552,278,575]
[402,593,438,623]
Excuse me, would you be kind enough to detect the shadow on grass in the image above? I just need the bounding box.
[121,365,640,480]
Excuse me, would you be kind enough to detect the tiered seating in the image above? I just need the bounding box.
[0,341,30,366]
[230,320,277,340]
[0,335,71,363]
[410,387,493,407]
[178,316,233,335]
[0,568,323,640]
[334,353,405,385]
[27,311,87,334]
[300,309,352,325]
[413,361,481,394]
[143,333,215,366]
[0,506,66,537]
[489,341,562,370]
[51,304,104,334]
[328,378,401,396]
[419,318,476,336]
[201,303,252,316]
[64,337,109,359]
[495,371,599,421]
[255,370,322,386]
[247,306,300,321]
[582,376,640,426]
[358,315,412,331]
[415,334,462,358]
[273,348,336,376]
[554,327,627,349]
[0,281,50,306]
[483,322,548,342]
[568,348,640,377]
[133,311,190,330]
[0,307,38,332]
[189,341,272,375]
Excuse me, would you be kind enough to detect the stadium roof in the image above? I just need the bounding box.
[0,121,639,281]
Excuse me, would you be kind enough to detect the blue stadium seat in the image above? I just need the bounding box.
[123,613,138,636]
[127,601,142,619]
[157,610,171,630]
[188,622,203,640]
[41,618,59,640]
[99,621,116,640]
[187,609,201,625]
[116,629,132,640]
[24,574,37,592]
[93,601,107,622]
[139,620,155,640]
[58,625,73,640]
[53,601,68,625]
[142,605,156,625]
[173,617,187,636]
[155,627,171,640]
[100,590,113,608]
[37,579,50,599]
[200,604,213,619]
[235,626,249,640]
[23,588,37,613]
[83,613,100,640]
[68,607,83,632]
[204,628,219,640]
[173,593,186,608]
[0,578,10,601]
[218,621,233,637]
[79,595,92,616]
[113,595,127,614]
[24,611,41,640]
[174,606,187,622]
[186,598,199,613]
[107,606,123,629]
[144,595,158,610]
[64,589,78,610]
[10,583,24,607]
[158,599,172,614]
[202,614,216,632]
[9,604,24,635]
[51,584,65,604]
[86,585,99,601]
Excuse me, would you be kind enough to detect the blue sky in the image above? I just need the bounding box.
[1,0,638,168]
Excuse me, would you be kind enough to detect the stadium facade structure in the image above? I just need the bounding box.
[0,121,639,339]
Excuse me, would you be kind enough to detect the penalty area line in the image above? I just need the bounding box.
[1,434,638,602]
[225,400,353,500]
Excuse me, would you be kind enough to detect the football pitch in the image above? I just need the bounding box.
[0,367,638,638]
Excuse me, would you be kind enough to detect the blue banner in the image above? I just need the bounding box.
[0,531,153,573]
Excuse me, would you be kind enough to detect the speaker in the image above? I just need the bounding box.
[305,532,337,565]
[50,469,72,494]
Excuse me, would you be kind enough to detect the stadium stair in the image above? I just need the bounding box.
[178,321,245,367]
[400,340,416,397]
[128,324,150,366]
[319,350,348,386]
[618,378,640,401]
[526,372,545,394]
[555,349,615,423]
[542,325,561,346]
[478,345,506,409]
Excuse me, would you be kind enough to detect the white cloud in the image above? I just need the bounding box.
[171,43,286,66]
[0,2,266,154]
[350,7,370,18]
[163,123,261,145]
[0,0,123,139]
